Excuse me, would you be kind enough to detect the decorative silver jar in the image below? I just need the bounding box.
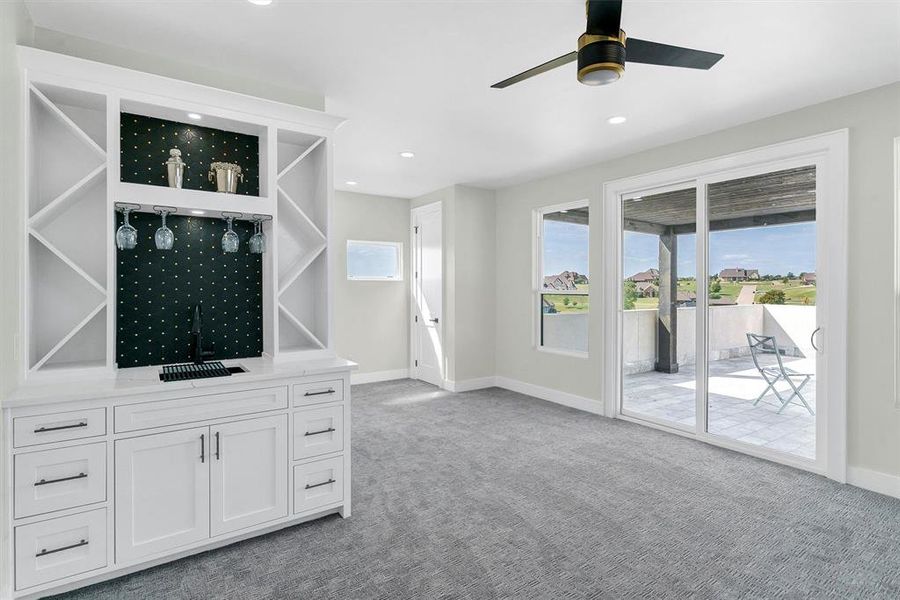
[208,162,244,194]
[164,148,186,188]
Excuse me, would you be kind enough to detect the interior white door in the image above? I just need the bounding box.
[115,427,210,563]
[210,415,288,536]
[411,202,444,387]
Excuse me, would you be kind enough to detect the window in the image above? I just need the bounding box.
[347,240,403,281]
[536,202,589,354]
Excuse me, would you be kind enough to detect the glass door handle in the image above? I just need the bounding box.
[429,318,439,324]
[810,326,821,352]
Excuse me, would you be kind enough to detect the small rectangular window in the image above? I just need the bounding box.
[347,240,403,281]
[536,203,589,354]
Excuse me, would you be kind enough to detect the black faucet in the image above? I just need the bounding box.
[190,304,215,364]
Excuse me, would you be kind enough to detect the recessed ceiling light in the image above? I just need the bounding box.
[187,113,202,120]
[191,210,206,215]
[247,0,273,5]
[345,181,358,186]
[607,116,627,125]
[399,151,415,159]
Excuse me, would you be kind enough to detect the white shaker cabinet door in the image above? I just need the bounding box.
[210,415,288,537]
[115,427,210,563]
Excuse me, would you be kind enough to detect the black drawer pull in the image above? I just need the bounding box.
[34,472,87,487]
[305,478,336,490]
[304,389,335,397]
[304,427,336,437]
[36,539,88,557]
[34,421,87,433]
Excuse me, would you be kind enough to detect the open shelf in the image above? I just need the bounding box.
[29,237,107,370]
[278,252,328,350]
[118,182,275,217]
[276,189,326,287]
[277,130,323,176]
[37,305,107,372]
[277,139,327,234]
[34,83,107,151]
[33,174,108,287]
[29,85,106,217]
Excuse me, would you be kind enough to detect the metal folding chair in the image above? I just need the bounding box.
[746,333,815,416]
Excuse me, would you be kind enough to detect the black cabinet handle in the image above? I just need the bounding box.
[37,539,88,557]
[200,434,205,463]
[215,431,220,460]
[304,389,335,397]
[304,427,336,437]
[305,478,336,490]
[34,472,87,487]
[34,421,87,433]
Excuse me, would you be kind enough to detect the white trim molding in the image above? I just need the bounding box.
[494,377,604,415]
[351,369,409,385]
[443,377,496,393]
[894,136,900,408]
[847,466,900,500]
[602,129,849,483]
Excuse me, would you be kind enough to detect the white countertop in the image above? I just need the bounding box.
[3,356,357,409]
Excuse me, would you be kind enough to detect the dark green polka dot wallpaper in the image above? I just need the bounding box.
[120,113,260,196]
[116,212,263,368]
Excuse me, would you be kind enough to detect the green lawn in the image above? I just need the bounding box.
[544,284,590,313]
[627,279,815,308]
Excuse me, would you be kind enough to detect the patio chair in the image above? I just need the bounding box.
[746,333,815,416]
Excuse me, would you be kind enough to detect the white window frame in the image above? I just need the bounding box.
[533,199,590,358]
[346,240,404,281]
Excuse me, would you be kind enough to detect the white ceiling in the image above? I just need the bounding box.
[25,0,900,199]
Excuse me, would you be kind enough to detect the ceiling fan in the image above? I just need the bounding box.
[491,0,724,89]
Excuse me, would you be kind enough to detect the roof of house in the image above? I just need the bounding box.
[719,268,758,278]
[628,268,659,282]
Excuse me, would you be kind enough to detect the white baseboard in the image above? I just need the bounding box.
[847,466,900,500]
[351,369,409,385]
[494,376,604,416]
[443,376,496,393]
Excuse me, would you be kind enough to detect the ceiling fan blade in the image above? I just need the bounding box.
[626,37,724,69]
[491,51,578,89]
[585,0,622,36]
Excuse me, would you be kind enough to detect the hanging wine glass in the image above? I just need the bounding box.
[154,206,175,250]
[249,215,267,254]
[221,212,241,253]
[115,203,139,250]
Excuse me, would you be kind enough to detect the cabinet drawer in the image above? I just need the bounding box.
[293,405,344,461]
[115,386,288,432]
[15,443,107,519]
[293,457,343,514]
[293,379,344,407]
[15,508,107,591]
[14,409,106,448]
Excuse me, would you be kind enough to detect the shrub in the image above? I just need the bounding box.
[758,289,786,305]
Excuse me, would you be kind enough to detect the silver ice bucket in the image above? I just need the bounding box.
[208,162,244,194]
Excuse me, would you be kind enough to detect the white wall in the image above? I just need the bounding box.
[495,82,900,479]
[332,191,410,376]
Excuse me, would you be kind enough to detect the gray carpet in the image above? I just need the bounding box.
[52,379,900,599]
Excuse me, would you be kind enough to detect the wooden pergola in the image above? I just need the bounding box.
[546,165,817,374]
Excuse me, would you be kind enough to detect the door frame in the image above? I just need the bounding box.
[601,130,848,482]
[409,201,444,385]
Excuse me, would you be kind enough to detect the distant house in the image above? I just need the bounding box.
[543,270,587,291]
[635,282,658,298]
[800,272,816,285]
[718,268,759,282]
[675,290,697,306]
[628,268,659,283]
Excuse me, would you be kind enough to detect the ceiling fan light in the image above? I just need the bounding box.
[578,65,622,86]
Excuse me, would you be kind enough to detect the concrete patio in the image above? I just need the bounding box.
[623,354,816,460]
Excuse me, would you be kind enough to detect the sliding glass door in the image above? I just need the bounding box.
[615,157,831,469]
[705,166,817,460]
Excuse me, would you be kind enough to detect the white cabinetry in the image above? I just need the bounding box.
[115,427,210,563]
[210,415,288,536]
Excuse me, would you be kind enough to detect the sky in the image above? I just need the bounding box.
[543,219,816,279]
[624,222,816,278]
[347,242,400,278]
[543,220,590,277]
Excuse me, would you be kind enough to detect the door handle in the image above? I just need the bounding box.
[200,434,205,463]
[34,421,87,433]
[810,326,822,352]
[215,431,220,460]
[36,539,88,558]
[429,317,439,324]
[34,472,87,487]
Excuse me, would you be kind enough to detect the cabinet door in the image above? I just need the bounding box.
[115,427,210,563]
[210,415,287,536]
